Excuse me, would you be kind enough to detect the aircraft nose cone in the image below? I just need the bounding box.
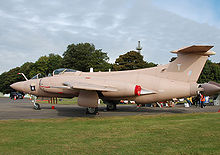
[10,82,24,92]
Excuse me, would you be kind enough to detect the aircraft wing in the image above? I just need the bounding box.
[62,81,156,96]
[63,82,117,92]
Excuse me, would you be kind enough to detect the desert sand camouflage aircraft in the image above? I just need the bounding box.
[10,45,220,114]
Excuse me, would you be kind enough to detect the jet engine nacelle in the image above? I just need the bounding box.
[78,90,98,107]
[200,82,220,96]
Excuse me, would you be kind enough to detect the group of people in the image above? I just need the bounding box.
[186,93,207,108]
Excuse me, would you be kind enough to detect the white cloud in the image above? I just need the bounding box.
[0,0,219,74]
[153,0,220,28]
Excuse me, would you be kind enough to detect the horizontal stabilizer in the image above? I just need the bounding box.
[171,45,215,56]
[63,82,117,92]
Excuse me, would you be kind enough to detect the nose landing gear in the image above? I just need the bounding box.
[33,102,41,110]
[31,96,41,110]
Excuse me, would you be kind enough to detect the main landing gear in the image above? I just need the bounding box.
[86,107,98,115]
[85,104,117,115]
[106,104,117,111]
[103,100,118,111]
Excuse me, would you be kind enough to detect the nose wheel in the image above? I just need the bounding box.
[33,102,41,110]
[31,96,41,110]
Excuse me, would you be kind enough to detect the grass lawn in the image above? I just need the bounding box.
[0,113,219,155]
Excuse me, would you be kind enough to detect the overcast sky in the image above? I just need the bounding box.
[0,0,220,74]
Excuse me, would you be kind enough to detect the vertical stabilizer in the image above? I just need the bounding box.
[160,45,215,83]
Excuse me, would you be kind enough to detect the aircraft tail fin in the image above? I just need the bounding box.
[161,45,215,83]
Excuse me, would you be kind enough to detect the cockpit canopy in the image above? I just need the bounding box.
[53,68,78,76]
[31,68,78,79]
[31,73,43,79]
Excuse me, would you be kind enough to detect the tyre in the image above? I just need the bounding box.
[33,103,41,110]
[86,107,98,114]
[106,104,116,111]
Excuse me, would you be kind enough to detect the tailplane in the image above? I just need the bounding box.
[160,45,215,83]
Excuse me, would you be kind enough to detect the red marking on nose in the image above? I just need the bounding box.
[40,86,50,88]
[58,92,63,94]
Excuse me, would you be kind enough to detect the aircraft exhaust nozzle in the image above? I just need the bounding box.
[200,82,220,96]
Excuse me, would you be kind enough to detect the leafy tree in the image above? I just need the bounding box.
[19,62,35,79]
[113,51,156,71]
[0,67,23,94]
[36,56,49,75]
[62,43,111,72]
[169,57,177,62]
[198,60,220,83]
[47,53,63,74]
[0,54,63,94]
[90,50,112,71]
[27,54,63,77]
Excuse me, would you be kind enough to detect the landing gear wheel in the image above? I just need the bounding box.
[86,107,98,115]
[33,103,41,110]
[106,104,116,111]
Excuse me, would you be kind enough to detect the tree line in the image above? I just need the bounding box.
[0,43,219,94]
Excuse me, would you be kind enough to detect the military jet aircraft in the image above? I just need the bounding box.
[10,45,218,114]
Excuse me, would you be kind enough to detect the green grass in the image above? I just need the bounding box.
[0,113,219,155]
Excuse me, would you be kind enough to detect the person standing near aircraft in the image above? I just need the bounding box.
[193,95,200,107]
[200,93,205,108]
[186,97,192,107]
